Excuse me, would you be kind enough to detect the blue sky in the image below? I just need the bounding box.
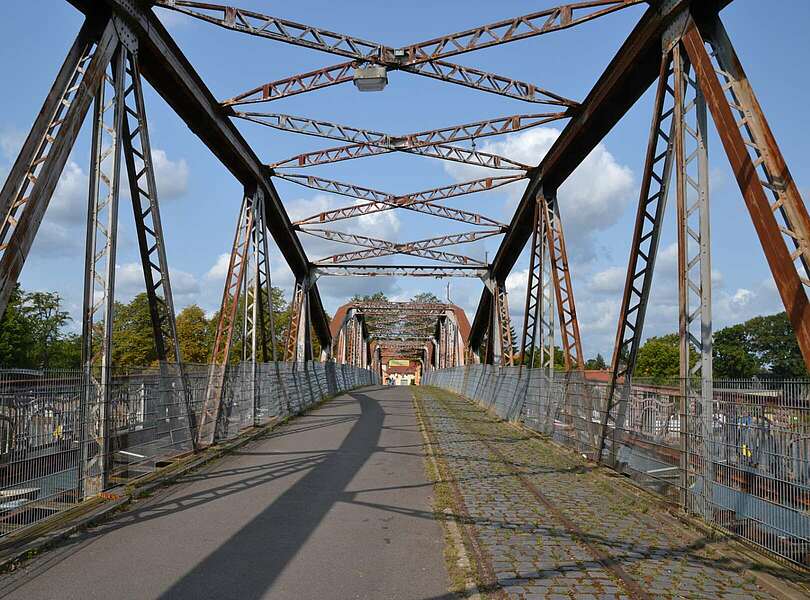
[1,0,809,359]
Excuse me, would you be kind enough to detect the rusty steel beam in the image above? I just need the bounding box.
[682,17,810,368]
[318,246,486,266]
[402,1,644,64]
[470,0,729,348]
[284,173,518,228]
[315,265,488,278]
[302,228,501,252]
[68,0,333,351]
[399,60,578,106]
[158,1,584,106]
[154,0,388,60]
[229,59,577,106]
[271,140,530,171]
[304,228,499,264]
[277,173,507,228]
[223,61,356,105]
[543,192,583,370]
[237,111,568,148]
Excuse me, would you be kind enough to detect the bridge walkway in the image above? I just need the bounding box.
[414,386,802,600]
[0,386,449,600]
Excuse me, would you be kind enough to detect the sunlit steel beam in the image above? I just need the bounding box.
[236,112,568,148]
[276,173,510,228]
[272,141,529,171]
[306,228,499,265]
[314,265,489,278]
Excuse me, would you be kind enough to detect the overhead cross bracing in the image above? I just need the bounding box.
[139,0,654,369]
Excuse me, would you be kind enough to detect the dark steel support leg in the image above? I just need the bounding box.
[597,52,677,465]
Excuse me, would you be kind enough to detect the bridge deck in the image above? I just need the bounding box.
[415,387,800,600]
[0,387,448,600]
[0,385,804,599]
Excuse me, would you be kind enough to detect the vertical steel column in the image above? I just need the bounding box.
[243,187,265,424]
[285,279,310,363]
[673,45,713,517]
[495,283,515,366]
[597,52,677,464]
[198,192,255,447]
[0,20,118,319]
[81,46,126,497]
[682,17,810,368]
[120,48,196,449]
[543,191,584,371]
[520,192,555,375]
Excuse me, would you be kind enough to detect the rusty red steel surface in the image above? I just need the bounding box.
[271,140,531,171]
[303,228,500,265]
[282,173,519,227]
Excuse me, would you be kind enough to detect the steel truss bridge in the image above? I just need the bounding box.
[1,0,809,493]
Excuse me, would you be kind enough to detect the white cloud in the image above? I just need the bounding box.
[589,266,625,294]
[204,253,231,282]
[444,127,635,263]
[287,193,401,261]
[115,263,146,299]
[0,129,24,160]
[152,149,189,200]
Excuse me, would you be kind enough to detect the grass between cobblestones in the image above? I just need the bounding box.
[415,385,809,600]
[413,388,496,599]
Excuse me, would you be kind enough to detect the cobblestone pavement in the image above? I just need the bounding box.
[416,387,797,600]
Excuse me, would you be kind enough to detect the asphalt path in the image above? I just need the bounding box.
[0,386,449,600]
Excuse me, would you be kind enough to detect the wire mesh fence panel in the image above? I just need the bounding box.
[0,362,375,539]
[424,367,810,568]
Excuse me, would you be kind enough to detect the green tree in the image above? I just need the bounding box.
[351,291,389,303]
[21,291,72,369]
[635,334,681,383]
[713,323,759,378]
[0,285,35,367]
[712,312,807,378]
[176,305,211,363]
[746,312,806,377]
[585,353,608,370]
[411,292,441,303]
[111,293,159,367]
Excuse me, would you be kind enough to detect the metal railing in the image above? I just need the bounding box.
[0,362,376,538]
[423,366,810,568]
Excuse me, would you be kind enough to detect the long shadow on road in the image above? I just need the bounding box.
[157,390,385,599]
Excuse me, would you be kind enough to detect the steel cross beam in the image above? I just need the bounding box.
[284,173,516,228]
[597,52,676,462]
[272,139,530,171]
[238,112,565,147]
[155,1,613,106]
[240,112,567,168]
[227,60,576,106]
[277,173,507,229]
[303,228,499,265]
[315,265,489,278]
[470,0,730,348]
[68,0,333,351]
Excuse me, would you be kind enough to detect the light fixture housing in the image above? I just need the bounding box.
[353,65,388,92]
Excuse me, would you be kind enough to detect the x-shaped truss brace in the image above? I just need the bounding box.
[153,1,640,105]
[242,112,564,170]
[278,173,514,229]
[302,228,499,265]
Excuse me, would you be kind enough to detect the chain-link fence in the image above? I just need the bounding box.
[0,362,376,538]
[423,366,810,568]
